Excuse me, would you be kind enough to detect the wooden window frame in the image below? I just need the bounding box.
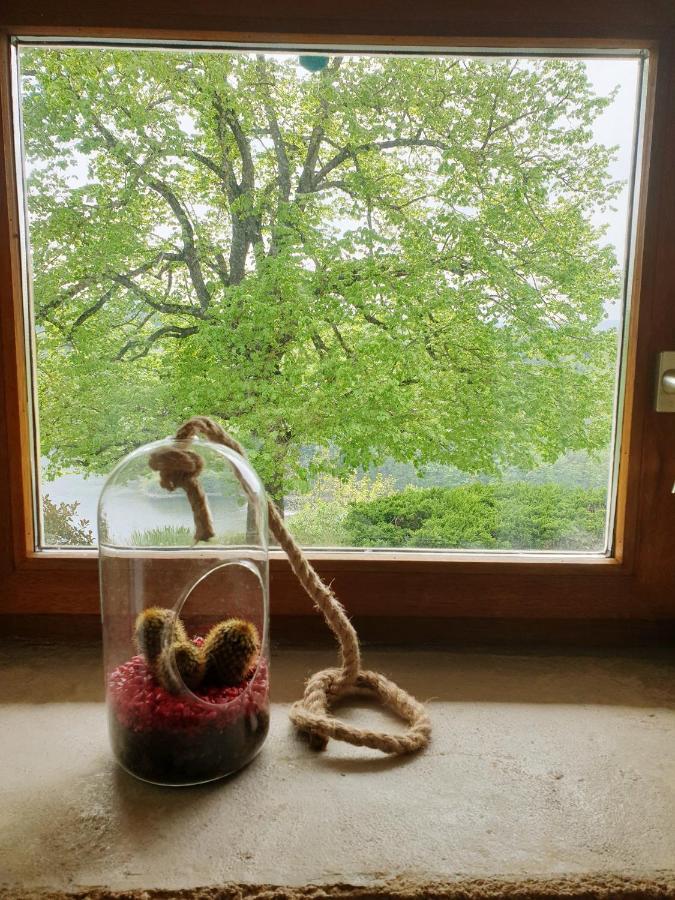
[1,1,674,643]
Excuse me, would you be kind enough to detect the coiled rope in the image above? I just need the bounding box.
[149,416,431,755]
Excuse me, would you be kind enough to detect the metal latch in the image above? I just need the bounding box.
[655,352,675,412]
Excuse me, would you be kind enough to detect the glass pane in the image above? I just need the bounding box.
[15,43,643,552]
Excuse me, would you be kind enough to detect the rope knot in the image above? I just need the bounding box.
[148,445,215,542]
[149,446,204,489]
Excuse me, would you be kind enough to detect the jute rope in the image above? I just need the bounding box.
[148,416,431,755]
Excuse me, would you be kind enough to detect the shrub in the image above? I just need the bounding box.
[344,483,607,551]
[288,472,396,546]
[129,525,246,546]
[130,525,195,547]
[42,494,94,546]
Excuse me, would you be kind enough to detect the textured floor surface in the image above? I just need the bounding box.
[0,642,674,897]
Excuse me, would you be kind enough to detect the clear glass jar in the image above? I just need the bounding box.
[98,436,269,786]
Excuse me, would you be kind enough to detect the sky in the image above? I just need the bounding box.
[584,57,642,327]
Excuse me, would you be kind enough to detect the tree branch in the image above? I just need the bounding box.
[298,57,343,194]
[209,251,230,291]
[67,287,115,338]
[311,331,328,356]
[114,273,207,318]
[38,277,96,319]
[214,95,254,191]
[210,96,263,282]
[38,254,168,324]
[115,324,199,361]
[93,119,212,312]
[255,57,291,204]
[331,323,353,357]
[313,137,450,188]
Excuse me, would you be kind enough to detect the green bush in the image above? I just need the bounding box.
[130,525,196,547]
[42,494,94,546]
[344,483,607,551]
[288,471,395,546]
[129,525,246,547]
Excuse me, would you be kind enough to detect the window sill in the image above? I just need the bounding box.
[1,639,674,894]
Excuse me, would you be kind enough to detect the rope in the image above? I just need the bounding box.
[148,447,215,543]
[149,415,431,755]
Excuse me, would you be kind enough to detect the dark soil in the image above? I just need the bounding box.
[109,704,269,785]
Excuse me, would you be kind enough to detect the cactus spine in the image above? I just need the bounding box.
[134,607,187,665]
[157,640,206,694]
[203,619,260,686]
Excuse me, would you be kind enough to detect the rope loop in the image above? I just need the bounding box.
[290,668,431,753]
[151,416,431,756]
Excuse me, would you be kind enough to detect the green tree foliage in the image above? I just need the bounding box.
[344,483,607,550]
[22,48,620,507]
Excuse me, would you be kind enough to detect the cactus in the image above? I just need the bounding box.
[203,619,260,686]
[157,640,206,693]
[134,607,187,665]
[134,607,260,692]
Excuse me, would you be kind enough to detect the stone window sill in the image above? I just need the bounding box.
[1,641,674,896]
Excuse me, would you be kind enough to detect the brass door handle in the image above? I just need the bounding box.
[655,353,675,411]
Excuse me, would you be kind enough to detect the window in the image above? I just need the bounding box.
[1,2,674,637]
[15,44,643,554]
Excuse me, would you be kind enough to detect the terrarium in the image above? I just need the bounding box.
[98,434,269,786]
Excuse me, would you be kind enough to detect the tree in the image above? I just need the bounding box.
[21,48,621,507]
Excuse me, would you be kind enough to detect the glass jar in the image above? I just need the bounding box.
[98,435,269,786]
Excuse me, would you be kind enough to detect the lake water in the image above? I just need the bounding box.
[41,470,248,544]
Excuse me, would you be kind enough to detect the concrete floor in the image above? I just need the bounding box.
[1,640,674,895]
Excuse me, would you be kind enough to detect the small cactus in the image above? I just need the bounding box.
[134,606,260,693]
[157,640,206,694]
[134,607,187,665]
[203,619,260,686]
